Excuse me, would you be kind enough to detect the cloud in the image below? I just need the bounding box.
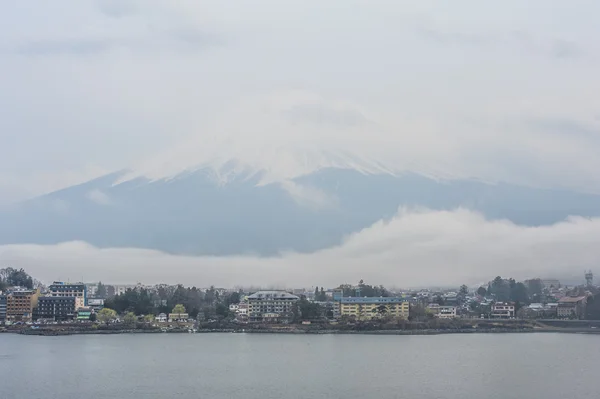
[1,208,597,288]
[86,189,112,205]
[279,181,338,210]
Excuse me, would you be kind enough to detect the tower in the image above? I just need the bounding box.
[585,270,593,287]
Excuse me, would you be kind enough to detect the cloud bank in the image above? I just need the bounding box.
[1,208,597,288]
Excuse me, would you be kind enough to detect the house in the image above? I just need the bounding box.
[490,302,515,318]
[557,296,587,319]
[168,313,189,322]
[156,313,167,323]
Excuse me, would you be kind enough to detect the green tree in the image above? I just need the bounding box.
[374,304,388,317]
[172,304,186,316]
[226,291,241,306]
[215,303,229,318]
[319,287,327,301]
[144,314,155,323]
[97,308,117,325]
[123,312,137,326]
[477,286,487,297]
[96,282,107,299]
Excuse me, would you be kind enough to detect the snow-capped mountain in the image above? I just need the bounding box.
[1,150,600,256]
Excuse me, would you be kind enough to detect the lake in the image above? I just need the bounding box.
[0,333,598,398]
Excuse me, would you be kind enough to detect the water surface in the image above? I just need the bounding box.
[0,333,597,399]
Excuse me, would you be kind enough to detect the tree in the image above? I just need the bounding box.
[89,313,97,322]
[458,285,469,303]
[0,267,33,289]
[477,286,487,297]
[172,304,186,316]
[319,287,327,302]
[511,282,529,304]
[215,303,229,318]
[123,312,137,326]
[144,314,155,323]
[97,308,117,325]
[106,285,116,298]
[96,282,107,299]
[226,291,241,306]
[374,304,388,317]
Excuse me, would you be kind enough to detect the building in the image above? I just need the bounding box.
[490,302,515,318]
[339,297,410,320]
[247,291,299,323]
[229,303,240,313]
[36,296,76,321]
[6,289,39,322]
[168,313,189,322]
[156,313,167,323]
[542,279,561,291]
[87,298,105,312]
[557,296,587,319]
[437,306,457,319]
[76,307,93,321]
[49,282,87,310]
[0,295,6,322]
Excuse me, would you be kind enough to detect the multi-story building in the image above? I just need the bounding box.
[247,291,299,323]
[0,295,7,322]
[557,296,587,319]
[7,289,39,322]
[49,282,87,310]
[339,297,410,320]
[490,302,515,318]
[36,296,76,321]
[428,304,458,318]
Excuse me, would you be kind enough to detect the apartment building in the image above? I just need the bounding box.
[557,296,587,319]
[7,289,39,322]
[339,297,410,320]
[36,296,76,321]
[0,295,6,322]
[49,282,87,309]
[247,291,299,323]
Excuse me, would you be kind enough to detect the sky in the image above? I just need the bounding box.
[1,1,600,287]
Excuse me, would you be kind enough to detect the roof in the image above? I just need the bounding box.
[558,296,586,304]
[340,297,408,304]
[247,291,299,300]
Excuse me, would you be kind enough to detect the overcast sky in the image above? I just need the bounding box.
[2,0,600,201]
[1,1,600,287]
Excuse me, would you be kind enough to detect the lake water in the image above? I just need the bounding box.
[0,333,598,399]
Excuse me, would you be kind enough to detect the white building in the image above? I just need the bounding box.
[491,302,515,318]
[437,306,457,319]
[156,313,167,323]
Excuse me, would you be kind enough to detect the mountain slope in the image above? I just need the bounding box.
[1,166,599,256]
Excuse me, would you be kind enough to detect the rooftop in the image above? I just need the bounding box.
[340,297,408,304]
[247,291,299,300]
[558,296,587,304]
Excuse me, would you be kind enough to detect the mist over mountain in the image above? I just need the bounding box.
[1,158,598,256]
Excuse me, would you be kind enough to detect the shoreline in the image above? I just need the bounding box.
[6,326,600,336]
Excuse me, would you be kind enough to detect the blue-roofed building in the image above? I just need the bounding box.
[339,297,409,320]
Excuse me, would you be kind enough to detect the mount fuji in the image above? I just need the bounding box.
[1,146,600,256]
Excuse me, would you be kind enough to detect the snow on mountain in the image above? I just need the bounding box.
[115,142,398,187]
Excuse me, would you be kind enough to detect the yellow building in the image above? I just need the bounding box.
[339,297,409,320]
